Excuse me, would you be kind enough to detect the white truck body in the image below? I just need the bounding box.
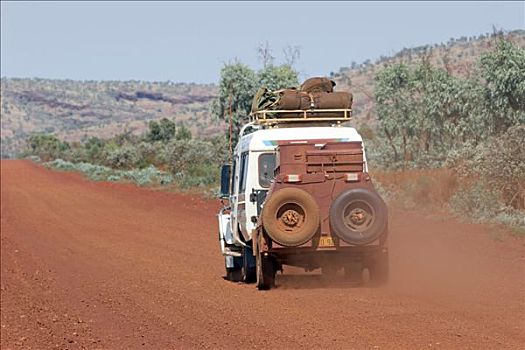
[218,125,366,268]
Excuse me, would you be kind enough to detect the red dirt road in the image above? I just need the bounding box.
[1,160,524,349]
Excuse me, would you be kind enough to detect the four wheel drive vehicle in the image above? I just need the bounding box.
[217,108,388,290]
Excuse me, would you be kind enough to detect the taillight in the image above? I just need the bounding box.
[344,173,359,182]
[283,174,302,183]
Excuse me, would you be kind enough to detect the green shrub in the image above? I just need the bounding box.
[26,155,41,163]
[493,211,525,233]
[104,145,139,169]
[84,137,106,163]
[63,144,88,163]
[449,125,525,210]
[75,162,115,181]
[449,182,524,230]
[135,142,161,168]
[177,163,219,189]
[160,139,219,175]
[45,158,76,171]
[449,183,502,222]
[175,123,192,141]
[26,133,70,161]
[122,165,173,186]
[146,118,176,142]
[44,159,173,186]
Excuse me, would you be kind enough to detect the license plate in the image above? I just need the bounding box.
[319,236,335,247]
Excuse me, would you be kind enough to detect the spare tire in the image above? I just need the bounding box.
[262,188,320,247]
[329,188,387,245]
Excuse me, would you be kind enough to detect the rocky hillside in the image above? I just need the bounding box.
[1,30,523,158]
[1,79,222,157]
[332,29,525,131]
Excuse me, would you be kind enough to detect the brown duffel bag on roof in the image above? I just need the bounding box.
[277,89,311,110]
[274,90,352,118]
[300,77,336,93]
[312,91,353,109]
[306,91,353,118]
[276,90,352,110]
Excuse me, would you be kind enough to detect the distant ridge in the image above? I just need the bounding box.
[1,29,523,158]
[331,29,524,130]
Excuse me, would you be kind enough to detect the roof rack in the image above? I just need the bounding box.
[250,109,352,126]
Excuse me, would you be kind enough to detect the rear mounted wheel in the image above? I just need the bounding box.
[329,188,387,245]
[261,188,320,247]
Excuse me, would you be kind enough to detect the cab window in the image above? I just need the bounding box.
[238,152,249,193]
[258,153,276,188]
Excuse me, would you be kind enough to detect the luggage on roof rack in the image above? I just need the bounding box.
[272,89,353,110]
[300,77,336,93]
[250,76,353,125]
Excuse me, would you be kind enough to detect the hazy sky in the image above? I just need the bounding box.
[1,1,524,83]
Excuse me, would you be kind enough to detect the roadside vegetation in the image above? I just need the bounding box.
[23,36,524,232]
[368,38,524,232]
[24,120,228,194]
[23,60,298,194]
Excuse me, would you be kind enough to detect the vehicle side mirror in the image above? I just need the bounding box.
[220,164,231,198]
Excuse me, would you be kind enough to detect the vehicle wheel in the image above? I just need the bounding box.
[329,188,387,245]
[369,250,389,286]
[242,245,256,283]
[344,262,364,283]
[261,188,320,247]
[321,264,338,277]
[256,251,275,290]
[224,256,243,282]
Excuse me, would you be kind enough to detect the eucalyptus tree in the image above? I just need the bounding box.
[212,61,299,143]
[479,39,525,134]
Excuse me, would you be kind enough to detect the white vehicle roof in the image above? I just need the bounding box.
[236,126,363,153]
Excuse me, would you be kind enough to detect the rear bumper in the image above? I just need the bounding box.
[270,245,387,270]
[271,244,386,256]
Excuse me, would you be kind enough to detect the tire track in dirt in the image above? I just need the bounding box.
[1,160,524,349]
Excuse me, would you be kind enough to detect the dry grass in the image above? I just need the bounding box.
[371,168,525,237]
[372,168,458,209]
